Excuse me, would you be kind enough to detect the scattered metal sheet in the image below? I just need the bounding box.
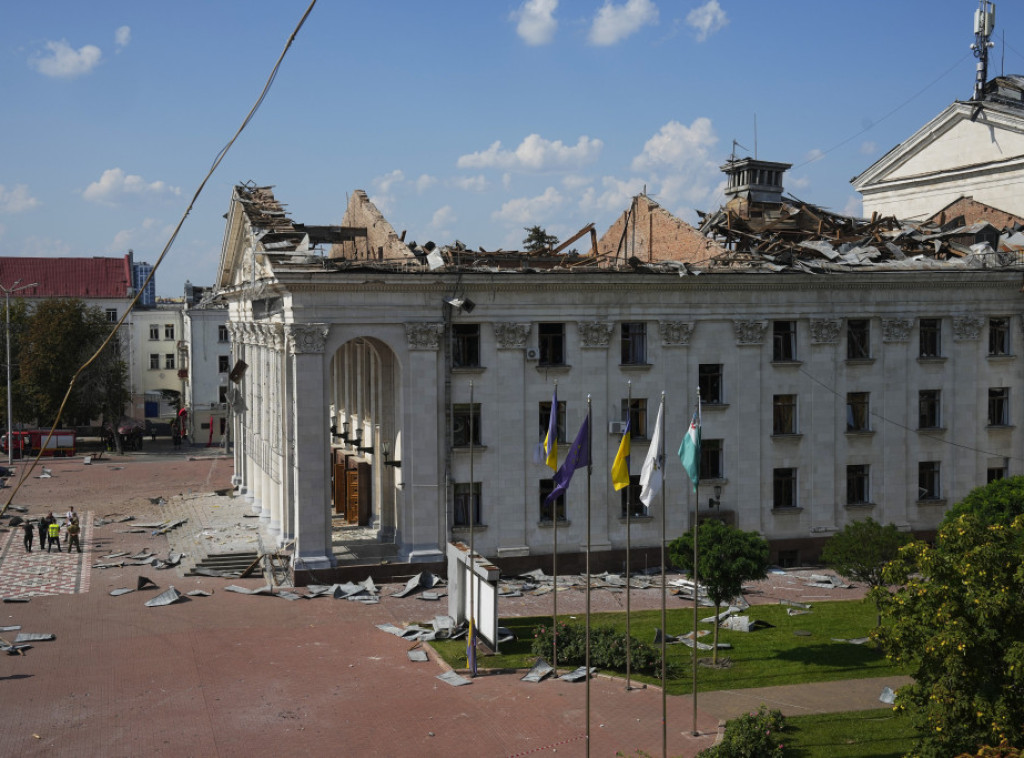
[137,576,158,590]
[145,587,184,607]
[436,670,472,687]
[786,608,811,616]
[186,590,213,597]
[721,616,755,632]
[103,552,130,559]
[93,562,125,569]
[779,599,811,610]
[0,626,21,632]
[794,630,812,637]
[192,567,230,578]
[224,585,274,595]
[497,626,515,644]
[832,637,870,645]
[407,649,429,662]
[392,572,444,598]
[419,591,441,601]
[130,551,153,560]
[277,591,303,601]
[653,628,679,644]
[432,616,455,635]
[110,588,135,597]
[14,633,55,643]
[376,623,407,637]
[559,666,596,682]
[879,686,896,705]
[521,658,554,683]
[304,585,334,598]
[3,597,29,603]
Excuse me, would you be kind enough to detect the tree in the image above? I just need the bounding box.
[872,512,1024,757]
[0,297,31,428]
[942,475,1024,528]
[522,225,558,252]
[668,519,769,663]
[820,517,912,624]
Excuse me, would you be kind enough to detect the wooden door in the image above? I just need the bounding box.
[346,469,360,523]
[333,464,346,514]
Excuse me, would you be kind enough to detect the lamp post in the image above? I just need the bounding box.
[1,281,37,465]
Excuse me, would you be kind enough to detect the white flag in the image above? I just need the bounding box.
[639,400,664,507]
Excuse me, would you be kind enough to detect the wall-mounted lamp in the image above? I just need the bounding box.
[444,296,476,314]
[708,484,722,509]
[381,441,402,468]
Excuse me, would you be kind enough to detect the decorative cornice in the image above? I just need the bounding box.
[285,323,328,354]
[578,321,614,349]
[810,319,841,345]
[492,322,531,350]
[658,321,694,346]
[405,322,443,351]
[882,317,913,343]
[952,314,985,341]
[734,320,768,345]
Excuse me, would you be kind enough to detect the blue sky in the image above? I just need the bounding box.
[2,1,1023,296]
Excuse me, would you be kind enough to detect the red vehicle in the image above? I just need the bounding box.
[0,429,77,458]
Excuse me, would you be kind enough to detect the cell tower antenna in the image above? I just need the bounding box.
[971,0,996,102]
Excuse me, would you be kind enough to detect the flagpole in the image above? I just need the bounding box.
[469,379,477,678]
[548,382,559,673]
[585,395,593,758]
[659,392,667,757]
[625,380,633,691]
[691,387,702,735]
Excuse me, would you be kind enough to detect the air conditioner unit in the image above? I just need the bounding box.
[609,421,626,435]
[525,348,539,361]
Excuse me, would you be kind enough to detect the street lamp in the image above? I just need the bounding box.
[1,281,37,465]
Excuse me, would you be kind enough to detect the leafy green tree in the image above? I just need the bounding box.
[872,513,1024,757]
[668,519,769,663]
[942,475,1024,528]
[522,225,558,252]
[820,517,912,624]
[0,297,31,428]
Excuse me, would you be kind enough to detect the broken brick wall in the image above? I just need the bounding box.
[597,194,723,265]
[927,195,1024,230]
[333,190,414,262]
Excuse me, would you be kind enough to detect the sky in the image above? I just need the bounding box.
[3,1,1024,296]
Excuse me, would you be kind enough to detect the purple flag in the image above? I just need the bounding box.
[544,413,590,505]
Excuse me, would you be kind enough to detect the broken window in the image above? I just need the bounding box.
[846,464,870,505]
[218,355,230,373]
[538,400,566,445]
[149,324,159,341]
[846,392,870,432]
[149,353,160,370]
[919,318,941,358]
[989,317,1010,356]
[919,389,941,429]
[918,461,941,500]
[453,482,482,526]
[773,321,797,361]
[452,403,481,447]
[619,474,645,518]
[538,322,565,366]
[165,324,175,340]
[773,468,797,508]
[539,479,566,523]
[620,398,647,438]
[218,386,228,404]
[700,439,723,480]
[164,354,175,370]
[452,324,481,368]
[773,394,797,435]
[988,387,1010,426]
[620,322,648,365]
[218,324,230,342]
[699,364,723,404]
[847,319,870,360]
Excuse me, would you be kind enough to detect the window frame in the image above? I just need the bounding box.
[149,353,160,370]
[772,394,797,435]
[218,324,230,343]
[846,464,870,505]
[538,400,566,445]
[700,439,724,480]
[539,479,566,523]
[452,403,481,447]
[537,322,566,366]
[988,387,1010,426]
[164,324,175,340]
[218,355,231,374]
[620,322,648,365]
[918,389,941,429]
[149,324,160,341]
[989,317,1010,356]
[846,391,870,432]
[452,323,481,368]
[620,398,648,439]
[619,474,645,518]
[106,308,118,323]
[918,461,941,500]
[164,354,176,370]
[698,363,723,404]
[453,482,482,526]
[919,318,941,358]
[772,320,797,362]
[773,467,797,509]
[846,319,870,360]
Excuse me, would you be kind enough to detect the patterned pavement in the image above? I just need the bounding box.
[0,514,92,598]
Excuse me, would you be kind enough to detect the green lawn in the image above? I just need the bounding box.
[430,599,907,694]
[782,708,916,757]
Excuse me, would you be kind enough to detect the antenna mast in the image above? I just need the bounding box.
[971,1,996,102]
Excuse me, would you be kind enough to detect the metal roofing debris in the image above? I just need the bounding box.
[151,519,187,536]
[110,588,135,597]
[14,633,55,643]
[145,586,184,607]
[0,626,21,632]
[880,687,896,705]
[3,597,30,603]
[376,623,407,637]
[224,585,273,595]
[436,671,472,687]
[137,576,158,590]
[720,616,756,633]
[832,637,871,645]
[277,591,303,601]
[392,571,445,598]
[521,658,554,683]
[559,666,596,682]
[407,648,429,662]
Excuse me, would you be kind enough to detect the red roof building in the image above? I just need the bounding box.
[0,255,133,300]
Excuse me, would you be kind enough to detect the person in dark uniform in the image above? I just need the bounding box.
[37,514,48,550]
[22,519,33,552]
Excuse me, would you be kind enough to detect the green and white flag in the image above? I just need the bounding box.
[678,404,701,493]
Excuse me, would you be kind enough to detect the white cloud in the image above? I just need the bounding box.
[115,26,131,50]
[431,205,456,229]
[458,134,603,171]
[502,173,512,190]
[589,0,658,46]
[686,0,728,42]
[30,39,102,78]
[804,148,825,164]
[561,174,591,191]
[0,184,40,213]
[513,0,558,46]
[373,169,406,194]
[492,187,564,225]
[19,236,73,257]
[452,175,489,192]
[82,168,181,205]
[415,174,437,193]
[788,175,811,190]
[843,195,864,218]
[579,176,646,214]
[631,117,718,172]
[860,141,877,155]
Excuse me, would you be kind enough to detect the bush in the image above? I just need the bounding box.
[698,705,787,758]
[530,621,666,677]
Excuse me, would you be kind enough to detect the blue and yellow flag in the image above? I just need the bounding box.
[544,387,558,471]
[611,419,631,490]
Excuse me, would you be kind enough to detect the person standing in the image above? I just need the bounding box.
[64,507,76,544]
[46,517,61,553]
[22,519,33,552]
[37,513,49,549]
[67,518,81,553]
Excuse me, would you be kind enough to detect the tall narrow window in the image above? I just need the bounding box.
[538,323,565,366]
[919,390,941,429]
[988,387,1010,426]
[989,318,1010,356]
[620,398,648,438]
[149,324,160,340]
[453,483,482,526]
[988,463,1008,483]
[846,464,870,504]
[773,321,796,361]
[919,318,941,358]
[700,439,724,480]
[772,394,797,435]
[846,392,870,432]
[847,319,870,360]
[218,324,230,342]
[773,468,797,508]
[539,479,566,523]
[699,364,723,404]
[164,324,175,340]
[621,322,647,365]
[149,354,160,370]
[164,354,175,370]
[919,461,941,500]
[619,475,644,518]
[106,308,118,323]
[452,324,481,368]
[218,355,230,373]
[453,403,481,447]
[538,400,566,444]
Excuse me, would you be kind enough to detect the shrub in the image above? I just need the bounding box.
[530,621,666,676]
[698,705,787,758]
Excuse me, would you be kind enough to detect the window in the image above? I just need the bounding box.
[919,390,941,429]
[218,355,230,373]
[919,461,941,500]
[772,394,797,435]
[620,398,648,438]
[538,400,566,445]
[453,483,482,526]
[773,320,797,361]
[149,324,160,340]
[218,386,228,404]
[700,439,723,480]
[621,322,647,365]
[989,318,1010,356]
[988,463,1008,483]
[773,468,797,508]
[539,479,566,523]
[699,364,723,404]
[164,324,175,340]
[538,323,565,366]
[218,324,230,342]
[149,354,160,370]
[106,308,118,323]
[846,392,870,432]
[988,387,1010,426]
[452,324,480,368]
[619,475,645,518]
[846,464,870,505]
[453,403,481,447]
[164,354,175,370]
[919,318,941,358]
[847,319,870,360]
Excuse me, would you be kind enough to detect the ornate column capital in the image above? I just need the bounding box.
[734,320,768,345]
[952,314,985,341]
[405,322,444,351]
[493,322,531,350]
[882,317,913,343]
[285,323,328,354]
[578,321,614,349]
[658,321,694,346]
[810,319,841,344]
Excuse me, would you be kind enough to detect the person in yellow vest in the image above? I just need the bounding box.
[67,518,81,553]
[46,518,61,553]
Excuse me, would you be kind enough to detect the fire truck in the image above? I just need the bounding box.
[0,429,77,458]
